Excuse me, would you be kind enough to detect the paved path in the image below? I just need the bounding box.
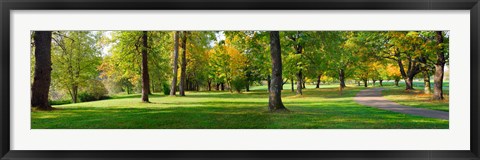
[354,88,449,120]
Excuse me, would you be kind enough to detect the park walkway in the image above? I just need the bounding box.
[354,88,449,120]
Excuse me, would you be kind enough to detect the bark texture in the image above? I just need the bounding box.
[141,31,150,102]
[433,31,445,100]
[179,31,188,96]
[31,31,53,110]
[268,31,287,112]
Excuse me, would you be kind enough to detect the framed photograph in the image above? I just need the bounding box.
[1,0,479,159]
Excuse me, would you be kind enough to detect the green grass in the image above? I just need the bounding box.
[32,84,448,129]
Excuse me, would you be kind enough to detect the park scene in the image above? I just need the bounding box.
[30,31,449,129]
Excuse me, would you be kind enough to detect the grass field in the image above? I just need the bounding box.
[31,81,449,129]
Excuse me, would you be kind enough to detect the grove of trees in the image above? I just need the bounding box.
[30,31,449,111]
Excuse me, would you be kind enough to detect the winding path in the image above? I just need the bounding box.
[354,88,449,120]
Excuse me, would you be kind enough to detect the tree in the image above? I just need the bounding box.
[51,31,102,103]
[433,31,447,100]
[170,31,180,95]
[31,31,53,110]
[141,31,150,102]
[268,31,287,112]
[179,31,188,96]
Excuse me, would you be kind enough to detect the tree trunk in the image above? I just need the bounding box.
[221,83,225,91]
[290,78,294,92]
[379,80,383,86]
[170,31,180,96]
[372,79,376,86]
[179,31,188,96]
[245,81,250,92]
[268,31,287,112]
[71,85,78,103]
[216,83,220,91]
[207,80,212,91]
[31,31,53,110]
[339,69,346,88]
[394,79,400,87]
[296,70,303,95]
[433,31,445,100]
[316,74,322,88]
[141,31,150,102]
[302,80,306,89]
[357,80,361,86]
[405,75,414,90]
[363,79,368,87]
[424,71,431,94]
[267,75,271,92]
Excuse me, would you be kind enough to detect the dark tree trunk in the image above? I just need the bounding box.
[170,31,180,96]
[296,70,303,95]
[316,74,322,88]
[397,57,419,90]
[339,69,346,88]
[141,31,150,102]
[394,79,400,87]
[291,78,294,92]
[357,81,361,86]
[221,83,225,91]
[31,31,53,110]
[267,75,271,92]
[372,79,376,86]
[216,83,220,91]
[363,79,368,87]
[379,80,383,86]
[268,31,287,112]
[207,80,212,91]
[245,81,250,92]
[302,80,306,89]
[433,31,445,100]
[179,31,188,96]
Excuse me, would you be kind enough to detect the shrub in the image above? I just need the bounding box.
[162,83,170,95]
[79,79,109,102]
[231,77,246,93]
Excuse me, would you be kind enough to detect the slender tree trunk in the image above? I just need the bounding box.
[296,70,302,95]
[170,31,180,96]
[141,31,150,102]
[394,79,400,87]
[216,83,220,91]
[268,31,287,112]
[31,31,53,110]
[221,83,225,91]
[302,80,306,89]
[357,81,361,86]
[339,69,346,88]
[179,31,188,96]
[363,79,368,87]
[372,79,376,86]
[316,74,322,88]
[379,80,383,86]
[424,71,431,94]
[207,80,212,91]
[267,75,271,92]
[245,81,250,92]
[433,31,445,100]
[291,78,294,92]
[71,85,78,103]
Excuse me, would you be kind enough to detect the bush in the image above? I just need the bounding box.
[162,83,170,95]
[231,77,246,93]
[79,79,109,102]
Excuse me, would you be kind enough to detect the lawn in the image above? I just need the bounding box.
[32,83,448,129]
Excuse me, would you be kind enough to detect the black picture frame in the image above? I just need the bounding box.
[1,0,479,159]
